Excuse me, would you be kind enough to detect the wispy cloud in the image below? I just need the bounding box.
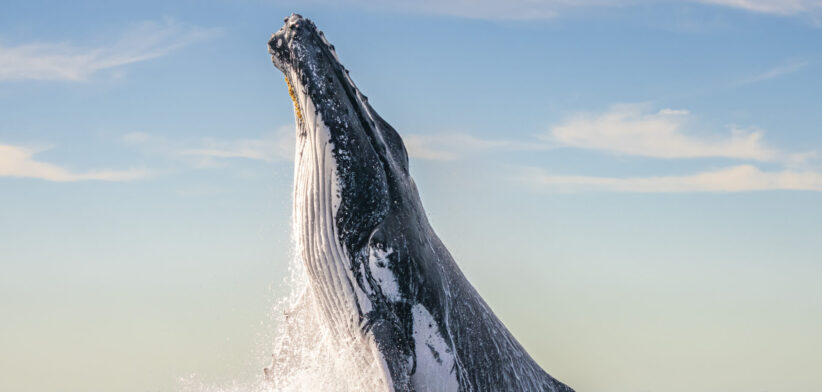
[520,164,822,192]
[295,0,576,20]
[405,105,815,165]
[366,0,620,20]
[735,60,809,85]
[278,0,822,20]
[0,19,217,82]
[0,127,295,183]
[0,144,149,182]
[180,134,294,166]
[404,132,549,161]
[512,103,822,193]
[544,103,812,164]
[123,125,295,168]
[696,0,822,15]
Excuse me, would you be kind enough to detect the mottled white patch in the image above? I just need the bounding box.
[368,246,401,301]
[411,304,458,392]
[358,260,375,296]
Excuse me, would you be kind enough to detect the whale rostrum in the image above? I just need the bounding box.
[267,14,574,392]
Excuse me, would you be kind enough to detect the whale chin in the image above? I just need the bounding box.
[268,13,575,392]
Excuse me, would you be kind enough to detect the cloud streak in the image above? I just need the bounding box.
[0,19,217,82]
[0,144,149,182]
[289,0,588,20]
[735,60,809,86]
[123,126,295,168]
[545,104,811,164]
[0,127,294,184]
[179,133,295,166]
[279,0,822,20]
[518,103,820,193]
[520,164,822,192]
[404,132,550,161]
[697,0,822,15]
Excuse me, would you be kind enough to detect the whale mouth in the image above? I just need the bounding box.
[283,76,303,122]
[269,15,314,136]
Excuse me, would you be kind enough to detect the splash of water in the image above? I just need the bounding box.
[179,238,389,392]
[261,250,388,392]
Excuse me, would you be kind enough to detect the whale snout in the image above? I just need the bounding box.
[268,33,284,56]
[268,14,317,73]
[284,13,305,25]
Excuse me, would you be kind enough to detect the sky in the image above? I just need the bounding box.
[1,1,821,391]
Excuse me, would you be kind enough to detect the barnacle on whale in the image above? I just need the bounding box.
[285,76,303,121]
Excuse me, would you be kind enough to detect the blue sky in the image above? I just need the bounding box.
[1,1,821,391]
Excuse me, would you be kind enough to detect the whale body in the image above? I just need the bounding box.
[267,14,574,392]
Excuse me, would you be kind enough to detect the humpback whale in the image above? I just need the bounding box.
[266,14,574,392]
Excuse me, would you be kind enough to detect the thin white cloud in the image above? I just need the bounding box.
[180,134,294,165]
[298,0,572,20]
[124,125,295,168]
[404,132,550,161]
[545,104,811,164]
[520,164,822,192]
[697,0,822,15]
[736,60,809,85]
[280,0,822,20]
[525,104,821,193]
[402,134,460,161]
[346,0,588,20]
[0,19,217,82]
[0,144,149,182]
[0,128,294,183]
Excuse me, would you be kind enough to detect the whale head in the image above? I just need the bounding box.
[268,14,414,255]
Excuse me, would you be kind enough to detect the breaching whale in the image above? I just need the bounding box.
[267,14,574,392]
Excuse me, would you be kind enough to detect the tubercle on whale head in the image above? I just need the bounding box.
[267,14,310,74]
[267,13,340,115]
